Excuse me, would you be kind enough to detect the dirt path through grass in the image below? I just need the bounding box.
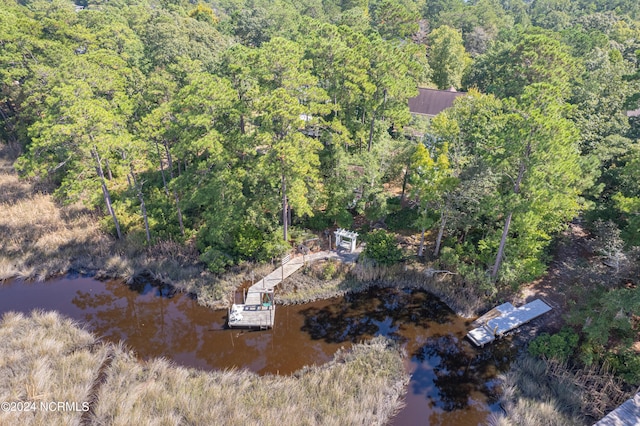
[80,346,115,426]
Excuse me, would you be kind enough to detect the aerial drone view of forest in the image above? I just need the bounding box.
[0,0,639,424]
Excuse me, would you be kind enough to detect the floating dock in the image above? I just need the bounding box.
[228,296,276,330]
[466,299,552,347]
[228,255,305,329]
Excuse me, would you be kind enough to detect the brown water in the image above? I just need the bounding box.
[0,276,514,425]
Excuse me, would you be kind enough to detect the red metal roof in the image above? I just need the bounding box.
[408,87,466,117]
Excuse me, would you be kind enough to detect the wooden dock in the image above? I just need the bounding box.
[466,299,552,347]
[228,254,305,329]
[594,393,640,426]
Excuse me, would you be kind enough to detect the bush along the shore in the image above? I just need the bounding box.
[528,327,580,362]
[362,230,403,266]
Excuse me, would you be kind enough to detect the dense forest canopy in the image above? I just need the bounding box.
[1,0,639,275]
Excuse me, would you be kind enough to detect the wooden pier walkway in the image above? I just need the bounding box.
[244,255,305,305]
[594,393,640,426]
[228,254,305,329]
[466,299,552,347]
[227,248,362,329]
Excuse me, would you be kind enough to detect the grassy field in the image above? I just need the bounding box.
[0,311,408,426]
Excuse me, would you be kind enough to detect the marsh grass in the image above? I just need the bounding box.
[488,356,585,426]
[0,151,112,283]
[276,259,359,305]
[0,191,110,281]
[487,354,636,426]
[0,310,109,426]
[1,311,408,426]
[91,336,407,426]
[0,151,268,309]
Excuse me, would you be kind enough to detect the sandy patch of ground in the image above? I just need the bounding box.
[512,222,593,335]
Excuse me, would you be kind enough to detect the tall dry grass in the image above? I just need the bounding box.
[0,150,263,309]
[90,336,407,426]
[0,310,110,426]
[0,151,112,282]
[0,311,408,426]
[276,259,359,305]
[489,353,639,426]
[487,356,587,426]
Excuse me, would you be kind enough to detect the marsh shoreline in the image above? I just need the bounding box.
[2,144,492,321]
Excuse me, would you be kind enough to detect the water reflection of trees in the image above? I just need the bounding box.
[298,287,515,417]
[412,335,514,412]
[72,279,205,362]
[300,288,453,344]
[72,279,339,374]
[300,290,399,343]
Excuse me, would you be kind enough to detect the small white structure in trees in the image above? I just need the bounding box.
[334,228,359,253]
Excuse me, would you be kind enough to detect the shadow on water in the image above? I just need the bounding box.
[298,286,516,425]
[127,277,179,298]
[300,288,452,344]
[0,277,516,426]
[411,335,516,413]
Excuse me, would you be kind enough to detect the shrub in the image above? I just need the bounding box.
[333,209,354,228]
[234,223,266,259]
[260,229,290,260]
[386,206,420,231]
[606,349,640,385]
[321,260,338,280]
[528,327,579,361]
[304,211,331,231]
[199,248,234,273]
[363,230,402,265]
[437,247,495,295]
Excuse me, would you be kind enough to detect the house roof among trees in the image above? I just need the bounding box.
[408,87,466,117]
